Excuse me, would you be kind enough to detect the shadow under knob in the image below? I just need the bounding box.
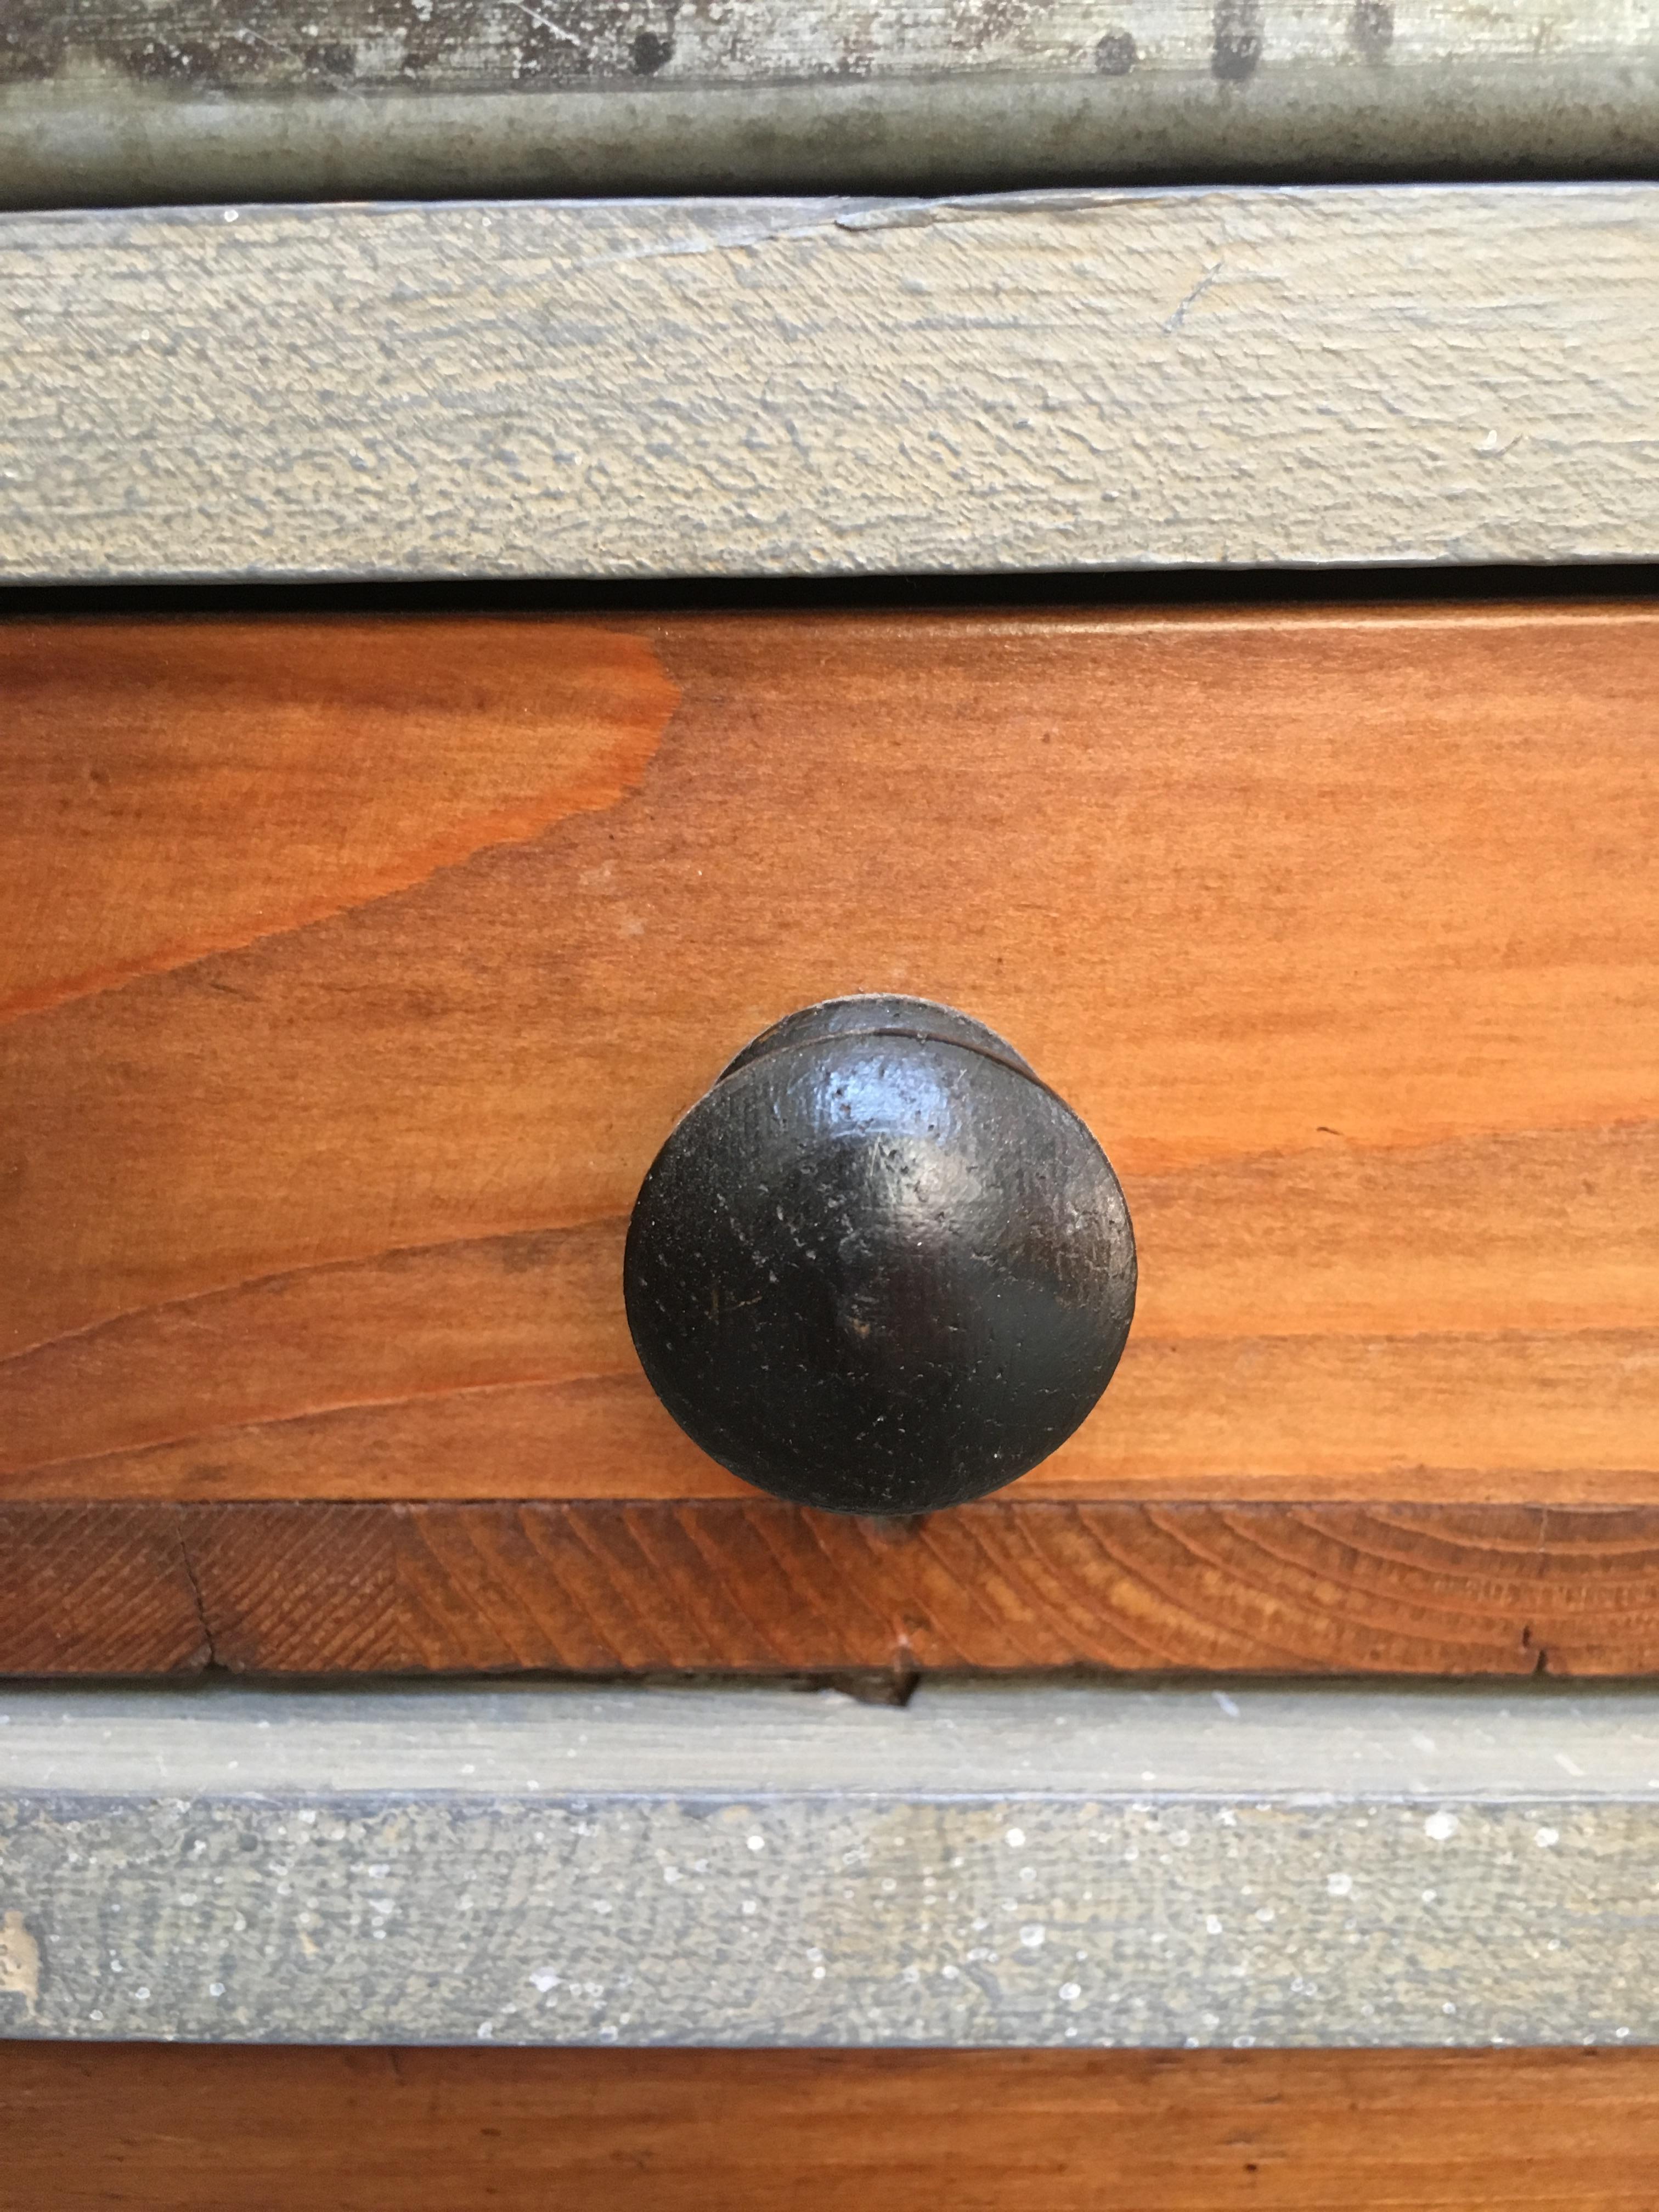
[624,995,1136,1515]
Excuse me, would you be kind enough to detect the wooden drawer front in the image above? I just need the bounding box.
[2,602,1656,1672]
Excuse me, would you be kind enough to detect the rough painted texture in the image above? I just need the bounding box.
[2,190,1657,581]
[3,1678,1659,2047]
[2,1,1658,205]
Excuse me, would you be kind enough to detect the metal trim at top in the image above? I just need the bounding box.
[2,0,1659,206]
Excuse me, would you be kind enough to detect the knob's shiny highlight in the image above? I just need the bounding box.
[624,995,1136,1515]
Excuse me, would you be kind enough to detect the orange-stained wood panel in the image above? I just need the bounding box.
[2,605,1656,1504]
[5,2043,1659,2212]
[0,618,677,1021]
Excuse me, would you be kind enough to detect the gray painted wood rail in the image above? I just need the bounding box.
[4,186,1657,582]
[5,1678,1659,2047]
[3,0,1657,206]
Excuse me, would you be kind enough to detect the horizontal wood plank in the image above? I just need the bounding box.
[7,1674,1659,2043]
[7,0,1659,207]
[3,190,1658,578]
[7,2044,1656,2211]
[7,1500,1659,1677]
[4,603,1656,1514]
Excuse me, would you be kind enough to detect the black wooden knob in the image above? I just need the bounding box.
[624,996,1136,1515]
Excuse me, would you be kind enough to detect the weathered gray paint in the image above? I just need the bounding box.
[3,187,1657,583]
[3,1,1658,206]
[4,1678,1659,2047]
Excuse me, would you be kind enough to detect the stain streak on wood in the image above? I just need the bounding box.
[0,619,679,1023]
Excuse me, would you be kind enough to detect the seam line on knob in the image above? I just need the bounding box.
[716,1023,1065,1105]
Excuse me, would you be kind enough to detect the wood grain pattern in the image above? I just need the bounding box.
[0,619,677,1022]
[5,2044,1658,2211]
[0,1504,208,1675]
[5,604,1656,1515]
[8,1499,1659,1677]
[4,191,1658,581]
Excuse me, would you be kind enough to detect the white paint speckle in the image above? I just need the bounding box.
[1005,1828,1026,1849]
[223,209,239,223]
[1327,1873,1353,1898]
[747,1835,766,1854]
[1019,1925,1045,1949]
[1536,1827,1561,1849]
[1424,1812,1460,1843]
[477,2021,495,2039]
[1205,1915,1223,1935]
[1059,1981,1081,2002]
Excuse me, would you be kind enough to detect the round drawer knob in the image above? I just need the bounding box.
[624,995,1136,1514]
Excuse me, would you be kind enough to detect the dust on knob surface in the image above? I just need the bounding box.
[624,995,1136,1515]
